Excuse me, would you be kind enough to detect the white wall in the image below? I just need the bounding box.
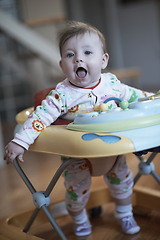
[117,1,160,90]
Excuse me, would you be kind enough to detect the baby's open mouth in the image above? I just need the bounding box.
[76,67,87,79]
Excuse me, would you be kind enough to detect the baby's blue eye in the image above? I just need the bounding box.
[85,51,91,55]
[67,53,74,58]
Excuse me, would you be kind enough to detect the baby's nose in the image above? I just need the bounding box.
[75,55,83,63]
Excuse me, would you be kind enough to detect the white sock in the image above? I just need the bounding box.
[116,204,132,213]
[115,204,132,219]
[71,209,88,224]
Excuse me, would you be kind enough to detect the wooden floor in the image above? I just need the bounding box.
[0,122,160,240]
[30,203,160,240]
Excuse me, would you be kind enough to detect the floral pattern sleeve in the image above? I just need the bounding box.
[12,87,68,150]
[107,73,153,103]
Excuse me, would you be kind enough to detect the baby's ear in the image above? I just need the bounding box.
[102,53,109,70]
[59,60,62,69]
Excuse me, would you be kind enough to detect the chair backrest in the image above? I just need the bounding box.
[34,87,72,125]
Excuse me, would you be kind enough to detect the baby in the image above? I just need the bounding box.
[4,21,152,237]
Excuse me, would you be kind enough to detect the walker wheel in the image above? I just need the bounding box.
[88,206,102,218]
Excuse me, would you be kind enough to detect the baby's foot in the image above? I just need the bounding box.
[74,218,92,236]
[115,212,140,234]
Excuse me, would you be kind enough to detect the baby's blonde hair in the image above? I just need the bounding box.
[58,21,107,56]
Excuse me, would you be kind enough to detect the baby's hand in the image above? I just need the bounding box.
[4,142,25,164]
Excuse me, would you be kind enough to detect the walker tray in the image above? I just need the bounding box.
[16,93,160,158]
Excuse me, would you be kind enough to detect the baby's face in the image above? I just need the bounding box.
[59,32,109,88]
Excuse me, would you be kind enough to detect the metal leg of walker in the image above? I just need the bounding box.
[134,152,160,185]
[13,157,76,240]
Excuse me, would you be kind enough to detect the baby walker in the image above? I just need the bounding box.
[4,90,160,239]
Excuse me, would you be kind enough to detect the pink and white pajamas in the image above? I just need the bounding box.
[63,155,133,212]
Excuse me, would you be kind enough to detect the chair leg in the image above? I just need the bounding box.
[13,157,76,240]
[42,205,68,240]
[13,157,36,194]
[134,152,160,185]
[44,157,76,197]
[23,208,40,233]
